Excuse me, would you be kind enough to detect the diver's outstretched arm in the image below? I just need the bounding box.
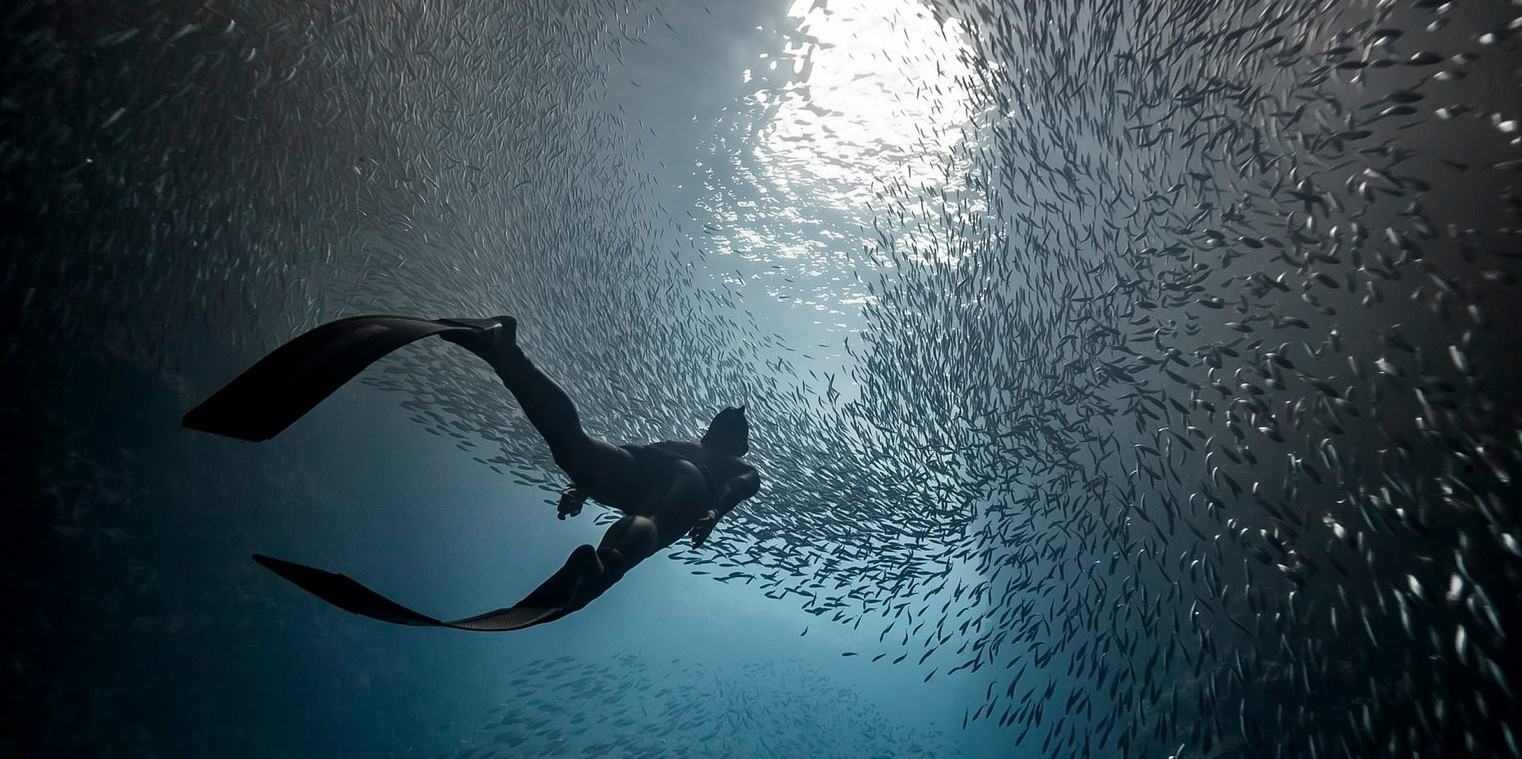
[715,470,762,516]
[688,470,761,547]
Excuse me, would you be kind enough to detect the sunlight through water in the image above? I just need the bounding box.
[697,0,980,342]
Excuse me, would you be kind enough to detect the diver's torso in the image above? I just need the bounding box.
[612,441,751,536]
[643,440,754,489]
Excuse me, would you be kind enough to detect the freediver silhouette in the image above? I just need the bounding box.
[183,315,761,631]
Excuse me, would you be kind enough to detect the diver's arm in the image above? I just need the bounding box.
[714,469,761,517]
[690,469,760,548]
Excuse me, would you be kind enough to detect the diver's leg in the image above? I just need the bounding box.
[519,515,658,619]
[493,349,591,460]
[496,353,641,506]
[644,459,715,546]
[472,510,665,629]
[443,517,658,631]
[595,514,660,571]
[441,319,642,506]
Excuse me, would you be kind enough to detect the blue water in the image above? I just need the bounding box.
[8,349,978,756]
[8,0,1521,756]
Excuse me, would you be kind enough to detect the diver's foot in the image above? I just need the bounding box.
[439,315,517,367]
[557,486,586,520]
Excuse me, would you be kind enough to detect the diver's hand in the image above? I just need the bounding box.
[557,486,585,520]
[690,509,720,548]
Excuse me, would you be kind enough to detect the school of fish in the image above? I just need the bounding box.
[4,0,1520,755]
[446,654,948,758]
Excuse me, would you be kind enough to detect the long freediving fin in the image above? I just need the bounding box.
[183,314,504,441]
[252,545,619,633]
[252,554,444,626]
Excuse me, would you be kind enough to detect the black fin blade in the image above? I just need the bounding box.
[183,315,463,441]
[252,553,442,627]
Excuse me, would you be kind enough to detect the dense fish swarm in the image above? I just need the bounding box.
[447,655,948,757]
[5,0,1520,756]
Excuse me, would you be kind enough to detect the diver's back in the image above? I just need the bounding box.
[646,440,752,487]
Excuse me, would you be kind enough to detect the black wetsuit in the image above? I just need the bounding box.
[494,341,759,561]
[194,313,763,632]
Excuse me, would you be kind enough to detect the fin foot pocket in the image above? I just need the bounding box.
[435,315,519,369]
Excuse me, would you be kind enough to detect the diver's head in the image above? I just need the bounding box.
[701,405,749,457]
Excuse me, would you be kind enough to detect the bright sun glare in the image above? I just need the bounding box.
[758,0,974,214]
